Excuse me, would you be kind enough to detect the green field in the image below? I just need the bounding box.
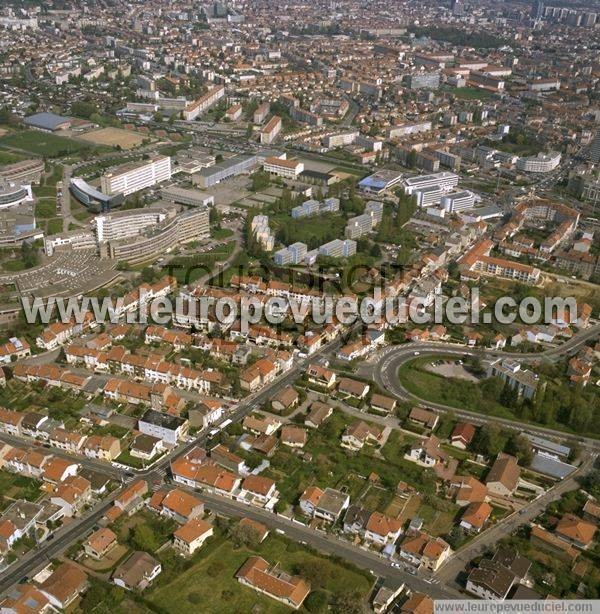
[0,151,24,165]
[0,471,42,510]
[451,87,494,100]
[148,531,372,612]
[0,130,94,157]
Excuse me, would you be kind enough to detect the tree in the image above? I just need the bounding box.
[330,591,366,614]
[473,423,507,457]
[80,578,125,613]
[305,590,328,613]
[229,522,262,549]
[250,170,270,192]
[506,433,533,466]
[293,560,331,589]
[130,523,159,552]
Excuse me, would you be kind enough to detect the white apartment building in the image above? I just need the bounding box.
[260,116,282,144]
[182,85,225,120]
[441,190,476,212]
[101,155,172,196]
[516,152,561,173]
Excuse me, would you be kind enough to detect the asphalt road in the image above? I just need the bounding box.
[195,490,461,600]
[435,453,596,586]
[370,325,600,451]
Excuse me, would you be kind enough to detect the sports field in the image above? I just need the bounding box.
[78,127,146,149]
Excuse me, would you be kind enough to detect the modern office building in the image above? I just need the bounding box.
[193,154,258,188]
[70,177,123,211]
[0,183,33,209]
[101,156,172,196]
[358,170,403,194]
[182,85,225,120]
[260,116,282,144]
[403,172,460,195]
[441,190,476,212]
[516,151,561,172]
[414,185,444,208]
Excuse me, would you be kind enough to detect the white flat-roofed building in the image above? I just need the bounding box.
[0,183,33,209]
[101,155,172,196]
[441,190,476,212]
[415,185,444,207]
[516,152,561,173]
[160,186,215,207]
[263,157,304,179]
[386,121,432,139]
[318,239,356,258]
[403,172,460,195]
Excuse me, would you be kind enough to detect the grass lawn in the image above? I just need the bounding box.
[35,200,57,218]
[46,218,63,235]
[451,87,494,100]
[2,259,26,272]
[269,212,348,250]
[0,151,24,165]
[0,130,97,158]
[115,450,148,469]
[148,531,372,612]
[0,471,42,508]
[212,227,234,240]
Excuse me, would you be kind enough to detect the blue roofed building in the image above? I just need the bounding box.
[23,112,73,132]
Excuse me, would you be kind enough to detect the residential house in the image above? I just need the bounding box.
[239,475,279,509]
[235,556,311,610]
[460,501,493,533]
[305,402,333,428]
[49,429,87,454]
[41,457,79,484]
[242,415,281,436]
[114,479,148,516]
[82,435,121,461]
[113,551,162,591]
[299,486,349,522]
[271,387,299,413]
[450,476,488,507]
[364,512,403,546]
[370,394,396,414]
[485,453,520,497]
[555,514,597,549]
[400,592,434,613]
[466,548,531,600]
[408,407,438,430]
[343,505,371,535]
[173,518,213,556]
[211,444,247,474]
[138,410,189,445]
[337,378,370,400]
[39,562,88,610]
[50,475,92,517]
[306,364,336,389]
[280,426,307,448]
[83,528,118,560]
[450,423,476,450]
[341,421,382,451]
[529,525,579,564]
[398,532,452,571]
[149,488,204,524]
[0,583,52,613]
[129,433,164,461]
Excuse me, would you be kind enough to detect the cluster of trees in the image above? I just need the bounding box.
[408,26,511,49]
[20,242,40,269]
[471,422,534,465]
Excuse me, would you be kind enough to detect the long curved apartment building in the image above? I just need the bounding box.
[96,207,210,264]
[0,183,33,209]
[516,151,561,173]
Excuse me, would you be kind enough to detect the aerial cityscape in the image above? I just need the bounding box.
[0,0,599,612]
